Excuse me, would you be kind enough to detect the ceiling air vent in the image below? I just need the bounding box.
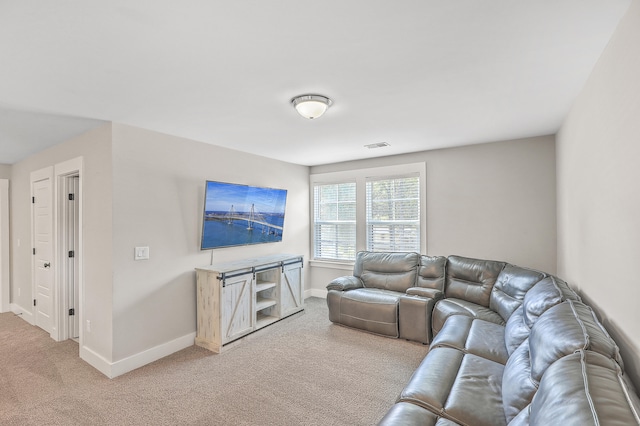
[364,142,390,149]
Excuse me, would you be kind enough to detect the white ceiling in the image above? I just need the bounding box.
[0,0,631,166]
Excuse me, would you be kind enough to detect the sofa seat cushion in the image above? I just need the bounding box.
[431,298,505,335]
[327,288,401,337]
[398,347,506,426]
[430,315,509,364]
[512,351,640,426]
[378,402,463,426]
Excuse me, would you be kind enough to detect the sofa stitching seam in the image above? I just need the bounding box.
[568,299,590,351]
[341,297,399,306]
[339,313,396,326]
[580,350,600,426]
[617,371,640,424]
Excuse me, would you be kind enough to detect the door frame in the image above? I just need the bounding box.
[53,157,84,343]
[30,166,54,335]
[65,174,80,338]
[0,179,9,313]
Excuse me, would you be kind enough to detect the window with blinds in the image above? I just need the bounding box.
[366,175,420,252]
[313,182,356,261]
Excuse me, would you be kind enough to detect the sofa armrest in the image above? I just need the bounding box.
[327,276,363,292]
[406,287,444,300]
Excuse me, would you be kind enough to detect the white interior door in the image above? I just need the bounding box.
[33,176,53,334]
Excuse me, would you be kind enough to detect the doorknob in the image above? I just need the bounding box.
[44,262,51,268]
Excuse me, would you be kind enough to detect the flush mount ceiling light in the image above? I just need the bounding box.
[364,142,390,149]
[291,94,333,119]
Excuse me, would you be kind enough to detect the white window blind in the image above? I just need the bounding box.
[313,182,356,260]
[366,175,420,252]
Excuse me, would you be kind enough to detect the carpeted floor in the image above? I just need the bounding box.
[0,297,428,425]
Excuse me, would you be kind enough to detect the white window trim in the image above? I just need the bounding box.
[310,162,427,263]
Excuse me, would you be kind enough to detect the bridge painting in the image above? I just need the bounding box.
[201,181,287,249]
[206,203,283,234]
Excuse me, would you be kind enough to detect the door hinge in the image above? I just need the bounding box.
[69,193,75,201]
[69,308,75,316]
[32,196,35,204]
[33,299,37,306]
[68,250,75,258]
[33,248,36,255]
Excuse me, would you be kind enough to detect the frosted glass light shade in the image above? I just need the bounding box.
[291,94,333,119]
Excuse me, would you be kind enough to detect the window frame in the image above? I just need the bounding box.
[310,163,427,265]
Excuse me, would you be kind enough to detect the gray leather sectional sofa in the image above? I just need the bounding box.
[326,251,640,425]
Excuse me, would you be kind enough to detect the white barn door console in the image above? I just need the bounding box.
[195,254,304,353]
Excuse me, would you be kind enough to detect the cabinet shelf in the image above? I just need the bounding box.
[256,312,279,328]
[256,297,277,311]
[255,281,277,292]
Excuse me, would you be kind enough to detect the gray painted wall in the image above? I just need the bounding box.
[110,124,310,362]
[310,135,557,293]
[10,123,114,361]
[0,164,11,179]
[557,0,640,387]
[8,122,309,374]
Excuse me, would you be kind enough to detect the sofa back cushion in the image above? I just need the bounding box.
[521,275,579,328]
[445,255,505,307]
[417,255,447,290]
[502,338,536,423]
[490,265,545,322]
[529,299,623,383]
[504,276,579,354]
[354,251,419,292]
[504,306,529,356]
[524,351,640,426]
[503,300,624,423]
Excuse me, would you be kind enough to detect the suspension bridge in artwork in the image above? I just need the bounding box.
[205,204,283,235]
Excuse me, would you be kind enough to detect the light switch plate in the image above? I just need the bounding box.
[134,246,150,260]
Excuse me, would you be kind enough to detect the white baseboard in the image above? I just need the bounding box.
[80,345,113,378]
[11,302,196,380]
[111,332,196,378]
[305,288,327,299]
[10,303,34,325]
[81,332,196,379]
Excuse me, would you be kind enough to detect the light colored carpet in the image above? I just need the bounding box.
[0,298,428,425]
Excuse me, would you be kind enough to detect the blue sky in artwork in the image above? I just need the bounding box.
[205,181,287,214]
